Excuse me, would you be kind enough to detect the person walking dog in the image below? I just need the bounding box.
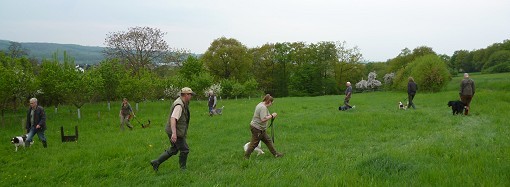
[460,73,475,115]
[25,98,48,148]
[119,98,134,130]
[244,94,284,159]
[150,87,195,172]
[407,77,418,109]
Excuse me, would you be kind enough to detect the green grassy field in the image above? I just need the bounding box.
[1,73,509,186]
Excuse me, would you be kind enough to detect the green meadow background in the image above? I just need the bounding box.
[1,73,509,186]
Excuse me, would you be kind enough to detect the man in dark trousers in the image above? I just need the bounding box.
[25,98,47,148]
[460,73,475,115]
[407,77,418,109]
[150,87,195,172]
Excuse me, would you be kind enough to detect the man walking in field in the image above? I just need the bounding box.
[460,73,475,115]
[339,82,354,111]
[150,87,195,172]
[25,98,48,148]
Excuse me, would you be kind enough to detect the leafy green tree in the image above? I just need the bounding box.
[311,41,338,95]
[219,79,236,99]
[273,43,292,97]
[202,37,252,82]
[364,62,388,78]
[179,56,204,80]
[116,69,156,109]
[451,50,477,73]
[333,41,364,93]
[250,43,276,95]
[386,48,412,74]
[97,59,123,110]
[481,50,510,73]
[471,49,487,72]
[243,78,261,98]
[0,62,17,127]
[189,73,214,100]
[66,67,104,119]
[483,50,510,72]
[288,42,338,96]
[38,51,75,113]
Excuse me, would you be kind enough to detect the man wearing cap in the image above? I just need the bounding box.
[151,87,195,172]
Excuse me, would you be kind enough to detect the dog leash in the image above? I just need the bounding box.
[269,118,275,143]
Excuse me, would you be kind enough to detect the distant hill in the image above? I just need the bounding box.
[0,39,105,64]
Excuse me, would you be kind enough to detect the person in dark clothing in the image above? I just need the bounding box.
[407,77,418,109]
[460,73,475,115]
[25,98,47,148]
[207,90,217,116]
[150,87,195,172]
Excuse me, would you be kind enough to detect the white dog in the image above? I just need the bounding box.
[243,142,265,156]
[11,135,32,152]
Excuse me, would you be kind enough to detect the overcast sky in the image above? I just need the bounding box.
[1,0,509,61]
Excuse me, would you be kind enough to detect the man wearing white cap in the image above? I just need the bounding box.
[151,87,195,172]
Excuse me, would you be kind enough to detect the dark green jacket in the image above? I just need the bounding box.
[165,97,190,138]
[460,78,475,96]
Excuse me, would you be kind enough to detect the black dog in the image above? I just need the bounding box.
[447,100,465,115]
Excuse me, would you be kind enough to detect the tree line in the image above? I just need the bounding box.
[1,26,509,124]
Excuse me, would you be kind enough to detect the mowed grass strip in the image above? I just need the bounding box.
[0,73,509,186]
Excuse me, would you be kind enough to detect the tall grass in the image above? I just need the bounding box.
[1,73,509,186]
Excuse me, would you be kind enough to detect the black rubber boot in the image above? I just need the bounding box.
[42,141,47,148]
[179,154,188,170]
[150,151,171,172]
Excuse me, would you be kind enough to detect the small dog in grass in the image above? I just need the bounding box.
[211,106,224,115]
[243,142,264,156]
[11,135,33,152]
[398,101,407,110]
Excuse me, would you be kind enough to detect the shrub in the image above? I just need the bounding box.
[393,54,451,92]
[410,55,451,92]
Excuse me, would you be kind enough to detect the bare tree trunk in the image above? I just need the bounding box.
[1,109,4,128]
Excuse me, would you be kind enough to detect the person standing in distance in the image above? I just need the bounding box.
[25,98,48,148]
[339,82,354,111]
[407,77,418,109]
[151,87,195,172]
[208,90,217,116]
[244,94,284,159]
[460,73,475,115]
[119,98,134,130]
